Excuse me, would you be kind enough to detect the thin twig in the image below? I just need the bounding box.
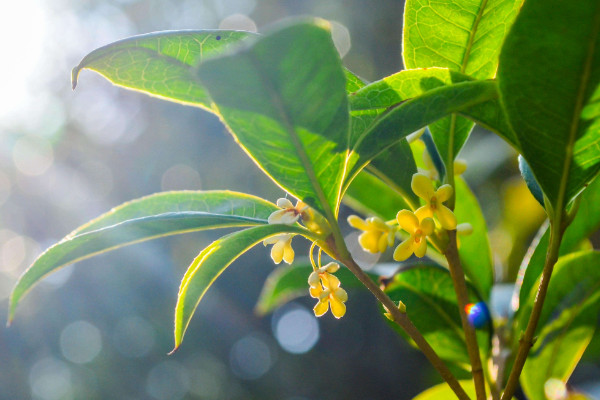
[500,220,564,400]
[339,253,471,400]
[444,231,487,400]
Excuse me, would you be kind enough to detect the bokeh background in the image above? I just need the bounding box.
[0,0,598,399]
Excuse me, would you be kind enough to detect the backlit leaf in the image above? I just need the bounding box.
[72,30,254,109]
[8,191,277,323]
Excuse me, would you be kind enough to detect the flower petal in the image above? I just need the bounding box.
[411,173,435,201]
[330,297,346,318]
[420,217,435,236]
[276,198,294,209]
[324,262,339,274]
[270,240,285,264]
[415,206,433,221]
[437,204,457,230]
[393,238,415,261]
[378,232,389,253]
[267,209,287,224]
[309,285,322,298]
[358,231,380,253]
[334,287,348,302]
[325,273,341,290]
[347,215,369,230]
[414,238,428,258]
[368,217,388,231]
[282,240,295,264]
[308,271,320,287]
[436,184,454,202]
[313,299,329,317]
[396,210,419,232]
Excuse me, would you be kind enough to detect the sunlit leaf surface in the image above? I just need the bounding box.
[8,191,277,323]
[519,251,600,400]
[498,0,600,209]
[72,30,254,109]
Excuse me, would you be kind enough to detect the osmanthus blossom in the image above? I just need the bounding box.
[393,210,435,261]
[411,173,457,230]
[263,234,295,264]
[267,198,308,224]
[263,197,308,265]
[308,262,348,318]
[347,215,397,253]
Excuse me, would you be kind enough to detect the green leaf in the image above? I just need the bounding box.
[343,170,412,221]
[352,79,501,168]
[173,224,311,350]
[403,0,522,167]
[72,30,255,110]
[498,0,600,209]
[519,155,545,207]
[255,262,376,315]
[384,265,490,367]
[349,68,518,150]
[515,175,600,311]
[455,178,493,299]
[344,68,367,93]
[366,140,420,210]
[412,380,477,400]
[8,191,277,323]
[196,20,348,219]
[519,251,600,400]
[402,0,522,80]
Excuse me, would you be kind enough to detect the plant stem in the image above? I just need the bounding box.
[338,252,470,400]
[444,231,487,400]
[500,219,564,400]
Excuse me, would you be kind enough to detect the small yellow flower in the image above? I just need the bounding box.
[268,198,308,225]
[308,262,348,318]
[263,233,295,264]
[411,173,457,230]
[347,215,397,253]
[393,210,435,261]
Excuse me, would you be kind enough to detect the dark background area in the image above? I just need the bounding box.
[0,0,598,399]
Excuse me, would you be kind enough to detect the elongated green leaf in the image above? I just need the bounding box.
[343,170,412,221]
[344,68,367,93]
[498,0,600,209]
[8,191,277,323]
[403,0,522,80]
[366,140,420,210]
[519,251,600,400]
[173,224,311,350]
[352,79,501,168]
[255,262,376,315]
[515,175,600,311]
[349,68,517,149]
[455,178,493,299]
[72,30,255,109]
[197,20,348,218]
[385,265,489,367]
[403,0,522,166]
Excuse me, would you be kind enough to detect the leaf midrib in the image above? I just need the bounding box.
[245,51,339,223]
[555,6,600,213]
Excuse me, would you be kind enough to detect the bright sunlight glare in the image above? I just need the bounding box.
[0,0,47,121]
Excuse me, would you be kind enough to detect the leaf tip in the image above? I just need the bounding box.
[167,344,180,356]
[71,65,81,90]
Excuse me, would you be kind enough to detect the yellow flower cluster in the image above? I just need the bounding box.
[348,172,470,262]
[308,262,348,318]
[262,198,308,265]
